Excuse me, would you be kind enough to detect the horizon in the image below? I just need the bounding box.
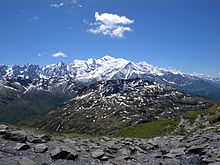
[0,0,219,77]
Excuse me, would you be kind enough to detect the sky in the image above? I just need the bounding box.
[0,0,220,77]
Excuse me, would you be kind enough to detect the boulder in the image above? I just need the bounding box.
[169,147,186,156]
[187,144,206,154]
[0,124,8,134]
[17,157,37,165]
[50,146,78,160]
[91,149,105,159]
[34,144,48,153]
[4,131,27,143]
[15,143,30,151]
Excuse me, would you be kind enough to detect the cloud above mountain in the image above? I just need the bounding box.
[51,52,68,58]
[50,3,64,8]
[50,0,82,8]
[87,12,134,38]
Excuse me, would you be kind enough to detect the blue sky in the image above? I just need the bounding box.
[0,0,219,77]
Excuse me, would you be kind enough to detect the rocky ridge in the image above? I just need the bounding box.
[1,121,220,165]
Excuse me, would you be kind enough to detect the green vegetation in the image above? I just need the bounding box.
[112,118,180,139]
[0,93,67,124]
[183,104,220,122]
[113,104,220,139]
[209,114,220,124]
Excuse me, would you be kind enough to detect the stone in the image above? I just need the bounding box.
[186,137,207,147]
[4,131,27,143]
[119,148,131,155]
[91,149,105,159]
[0,124,8,134]
[170,147,186,154]
[15,143,30,151]
[101,156,108,161]
[169,147,186,156]
[34,144,48,153]
[50,146,78,160]
[147,139,158,148]
[209,163,220,165]
[17,157,37,165]
[202,157,216,163]
[159,159,180,165]
[187,144,206,154]
[163,153,176,158]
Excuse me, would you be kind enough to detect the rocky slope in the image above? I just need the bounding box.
[1,106,220,165]
[0,77,87,123]
[1,56,220,101]
[27,78,215,136]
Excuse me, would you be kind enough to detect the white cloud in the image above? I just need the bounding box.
[51,52,68,58]
[218,72,220,76]
[50,3,64,8]
[87,12,134,38]
[29,16,39,21]
[70,0,82,7]
[37,52,48,57]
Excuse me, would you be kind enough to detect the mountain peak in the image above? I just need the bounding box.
[99,55,116,61]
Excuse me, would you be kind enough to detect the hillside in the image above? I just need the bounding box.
[0,77,87,123]
[113,104,220,139]
[27,78,215,135]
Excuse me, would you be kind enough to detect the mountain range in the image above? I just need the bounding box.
[0,56,219,126]
[1,56,220,101]
[27,78,215,135]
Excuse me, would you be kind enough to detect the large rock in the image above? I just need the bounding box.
[4,131,27,143]
[15,143,30,151]
[34,144,48,153]
[187,144,207,154]
[17,157,37,165]
[29,134,52,144]
[50,146,78,160]
[0,125,8,134]
[91,149,105,159]
[169,147,186,156]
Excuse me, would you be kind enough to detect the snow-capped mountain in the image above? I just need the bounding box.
[0,56,188,81]
[0,56,220,101]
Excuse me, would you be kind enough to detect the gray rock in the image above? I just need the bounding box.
[187,144,206,154]
[15,143,30,151]
[163,153,176,158]
[159,159,180,165]
[147,139,158,148]
[4,131,27,143]
[0,125,8,134]
[91,149,105,159]
[186,137,207,147]
[169,147,186,156]
[17,157,37,165]
[50,146,78,160]
[34,144,48,153]
[119,148,131,155]
[209,163,220,165]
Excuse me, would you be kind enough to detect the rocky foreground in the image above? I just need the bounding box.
[0,124,220,165]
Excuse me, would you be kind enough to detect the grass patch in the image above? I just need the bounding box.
[209,114,220,124]
[112,104,220,139]
[183,104,220,123]
[112,117,180,139]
